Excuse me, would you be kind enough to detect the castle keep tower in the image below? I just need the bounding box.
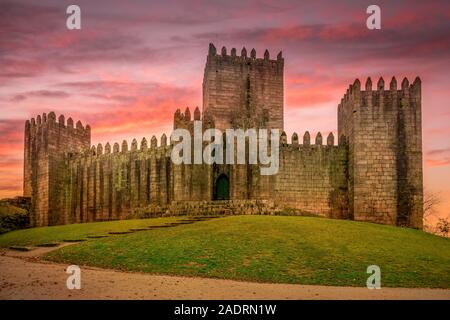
[203,44,284,131]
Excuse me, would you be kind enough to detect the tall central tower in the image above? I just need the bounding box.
[202,43,284,131]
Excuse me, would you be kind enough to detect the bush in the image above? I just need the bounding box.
[436,217,450,237]
[0,199,30,234]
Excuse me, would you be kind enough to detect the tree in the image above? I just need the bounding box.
[423,190,441,219]
[422,190,442,233]
[436,217,450,237]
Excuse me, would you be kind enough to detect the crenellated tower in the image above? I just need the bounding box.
[23,112,90,226]
[203,43,284,132]
[338,77,423,228]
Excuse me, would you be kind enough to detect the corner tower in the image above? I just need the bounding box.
[24,112,90,226]
[338,77,423,228]
[202,43,284,131]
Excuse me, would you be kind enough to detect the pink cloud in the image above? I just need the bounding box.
[0,0,449,221]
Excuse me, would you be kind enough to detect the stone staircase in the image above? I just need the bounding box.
[167,199,282,216]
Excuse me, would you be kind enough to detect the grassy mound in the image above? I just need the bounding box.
[1,215,449,288]
[17,216,448,288]
[0,217,178,246]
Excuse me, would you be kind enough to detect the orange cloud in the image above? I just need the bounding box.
[286,89,335,107]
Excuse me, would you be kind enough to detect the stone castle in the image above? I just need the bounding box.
[23,43,423,228]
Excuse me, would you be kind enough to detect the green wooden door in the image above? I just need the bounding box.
[215,175,230,200]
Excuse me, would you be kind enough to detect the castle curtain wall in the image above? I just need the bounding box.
[270,137,348,218]
[61,141,173,224]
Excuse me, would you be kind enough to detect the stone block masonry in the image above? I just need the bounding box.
[338,77,423,228]
[203,44,284,131]
[23,43,423,228]
[23,113,90,226]
[62,136,172,224]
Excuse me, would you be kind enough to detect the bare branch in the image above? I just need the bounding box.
[423,189,442,220]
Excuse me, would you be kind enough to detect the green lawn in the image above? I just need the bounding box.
[0,217,178,247]
[1,215,449,288]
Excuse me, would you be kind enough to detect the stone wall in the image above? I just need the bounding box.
[54,128,347,224]
[172,107,214,202]
[61,137,172,224]
[270,132,348,218]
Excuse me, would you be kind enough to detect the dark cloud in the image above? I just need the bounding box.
[4,0,447,85]
[0,58,47,80]
[86,93,136,103]
[0,185,21,192]
[10,95,27,102]
[426,148,450,167]
[57,80,157,91]
[10,90,70,102]
[193,18,450,64]
[428,148,450,156]
[0,1,171,80]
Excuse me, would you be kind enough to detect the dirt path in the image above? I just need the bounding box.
[1,249,449,300]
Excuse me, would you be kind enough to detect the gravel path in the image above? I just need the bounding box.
[1,249,449,300]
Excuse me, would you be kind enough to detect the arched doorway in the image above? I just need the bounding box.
[214,174,230,200]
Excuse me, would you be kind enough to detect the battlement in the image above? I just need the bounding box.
[174,106,211,128]
[207,43,283,67]
[280,131,336,148]
[25,112,90,143]
[75,134,171,161]
[338,76,421,113]
[173,106,338,152]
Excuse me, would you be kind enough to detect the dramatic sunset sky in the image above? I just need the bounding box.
[0,0,449,221]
